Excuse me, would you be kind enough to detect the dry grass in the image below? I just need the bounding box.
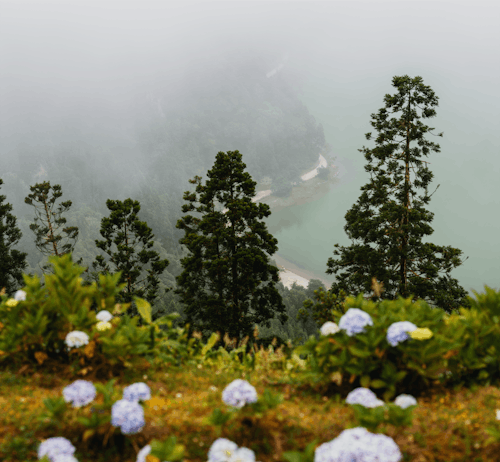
[1,339,500,462]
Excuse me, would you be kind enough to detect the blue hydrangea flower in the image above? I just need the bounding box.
[62,380,96,408]
[123,382,151,402]
[222,379,258,409]
[111,399,145,435]
[37,437,76,462]
[208,438,239,462]
[338,308,374,337]
[386,321,419,347]
[394,394,418,409]
[314,427,402,462]
[345,387,385,408]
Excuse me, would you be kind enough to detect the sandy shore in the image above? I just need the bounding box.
[268,252,334,291]
[220,152,339,290]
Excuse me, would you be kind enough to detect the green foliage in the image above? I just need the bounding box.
[0,177,29,295]
[91,198,172,325]
[0,253,220,376]
[174,150,288,352]
[293,293,473,402]
[297,285,350,333]
[24,180,83,275]
[325,75,471,315]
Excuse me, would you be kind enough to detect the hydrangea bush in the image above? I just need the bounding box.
[294,292,500,401]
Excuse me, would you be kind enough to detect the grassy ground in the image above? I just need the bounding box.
[2,339,500,462]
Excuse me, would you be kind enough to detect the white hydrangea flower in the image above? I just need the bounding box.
[123,382,151,402]
[345,387,385,408]
[386,321,419,347]
[38,436,76,461]
[14,289,27,301]
[314,427,402,462]
[208,438,239,462]
[320,321,340,336]
[96,310,113,322]
[222,379,258,409]
[393,394,417,409]
[338,308,374,336]
[65,331,90,349]
[62,380,97,408]
[111,399,145,435]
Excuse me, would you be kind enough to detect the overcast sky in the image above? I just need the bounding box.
[2,0,498,154]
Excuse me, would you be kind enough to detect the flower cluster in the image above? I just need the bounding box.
[37,379,262,462]
[64,310,114,351]
[319,307,434,347]
[222,379,258,409]
[314,427,402,462]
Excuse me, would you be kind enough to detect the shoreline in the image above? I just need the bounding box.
[257,154,340,290]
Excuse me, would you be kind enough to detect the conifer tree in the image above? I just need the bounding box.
[174,150,288,352]
[325,75,471,315]
[24,181,83,275]
[0,178,29,295]
[91,198,171,323]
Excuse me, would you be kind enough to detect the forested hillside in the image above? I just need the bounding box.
[1,51,329,348]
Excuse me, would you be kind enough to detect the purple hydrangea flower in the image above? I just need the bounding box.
[37,437,76,462]
[345,387,385,408]
[386,321,418,347]
[62,380,96,408]
[314,427,402,462]
[338,308,374,337]
[111,399,145,435]
[222,379,258,409]
[123,382,151,402]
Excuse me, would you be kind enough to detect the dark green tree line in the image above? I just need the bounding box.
[90,198,171,324]
[0,178,29,295]
[325,75,471,314]
[174,150,289,353]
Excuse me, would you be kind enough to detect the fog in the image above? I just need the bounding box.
[1,0,499,304]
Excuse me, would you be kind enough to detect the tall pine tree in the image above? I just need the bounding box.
[91,198,171,324]
[0,178,29,295]
[326,75,471,314]
[24,181,83,275]
[175,150,288,352]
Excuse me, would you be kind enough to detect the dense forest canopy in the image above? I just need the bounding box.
[1,50,329,347]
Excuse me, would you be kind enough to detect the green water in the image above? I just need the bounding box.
[258,68,500,302]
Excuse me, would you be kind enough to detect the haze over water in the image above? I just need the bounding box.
[1,1,499,302]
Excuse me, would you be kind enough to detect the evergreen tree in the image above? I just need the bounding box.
[174,150,288,353]
[24,181,83,275]
[0,178,29,295]
[325,75,471,315]
[91,198,171,324]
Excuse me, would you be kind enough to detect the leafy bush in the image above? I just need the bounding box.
[0,253,209,378]
[294,291,500,402]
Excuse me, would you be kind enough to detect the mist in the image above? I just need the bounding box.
[1,0,499,307]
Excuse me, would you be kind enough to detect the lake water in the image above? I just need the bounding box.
[255,70,500,303]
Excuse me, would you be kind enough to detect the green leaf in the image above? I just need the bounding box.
[370,379,387,388]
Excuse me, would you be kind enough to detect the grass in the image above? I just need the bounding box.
[1,332,500,462]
